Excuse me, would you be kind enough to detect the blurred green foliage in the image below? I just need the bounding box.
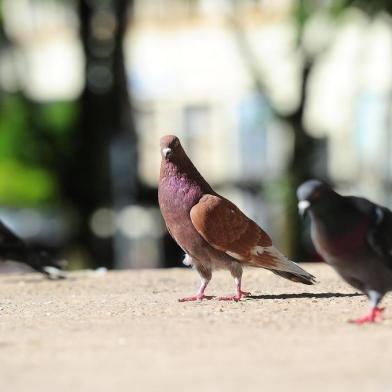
[40,101,77,136]
[0,160,56,205]
[0,95,76,206]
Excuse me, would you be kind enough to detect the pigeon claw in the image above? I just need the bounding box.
[218,295,241,302]
[240,290,252,297]
[178,294,214,302]
[217,291,251,302]
[349,307,385,325]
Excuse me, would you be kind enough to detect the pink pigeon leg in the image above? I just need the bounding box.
[349,307,385,325]
[218,277,251,302]
[178,278,213,302]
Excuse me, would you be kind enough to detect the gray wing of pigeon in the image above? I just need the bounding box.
[348,196,392,268]
[0,220,66,278]
[0,220,28,252]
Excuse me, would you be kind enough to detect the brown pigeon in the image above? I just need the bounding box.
[297,179,392,324]
[158,135,315,301]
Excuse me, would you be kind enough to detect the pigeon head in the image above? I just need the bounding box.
[160,135,185,162]
[297,179,333,216]
[159,134,213,194]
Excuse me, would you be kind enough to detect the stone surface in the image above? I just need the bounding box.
[0,264,391,392]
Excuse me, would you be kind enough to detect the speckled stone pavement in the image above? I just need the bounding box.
[0,264,391,392]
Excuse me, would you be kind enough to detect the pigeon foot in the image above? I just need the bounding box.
[178,294,214,302]
[218,291,251,302]
[349,307,385,325]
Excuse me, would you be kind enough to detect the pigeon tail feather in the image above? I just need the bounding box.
[27,253,67,279]
[250,245,316,285]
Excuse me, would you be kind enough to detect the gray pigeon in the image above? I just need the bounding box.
[158,135,315,302]
[0,220,66,279]
[297,179,392,324]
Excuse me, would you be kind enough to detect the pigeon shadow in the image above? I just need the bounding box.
[243,292,363,300]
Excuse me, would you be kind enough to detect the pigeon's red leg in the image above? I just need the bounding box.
[218,277,251,302]
[178,279,213,302]
[349,307,385,325]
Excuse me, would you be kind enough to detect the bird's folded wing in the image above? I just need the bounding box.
[349,196,392,268]
[190,194,278,267]
[190,195,315,280]
[0,220,26,248]
[368,207,392,268]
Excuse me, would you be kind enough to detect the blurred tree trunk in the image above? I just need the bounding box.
[279,59,323,259]
[66,0,137,268]
[228,3,324,260]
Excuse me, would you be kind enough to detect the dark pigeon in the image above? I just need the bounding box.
[0,220,66,279]
[158,135,315,302]
[297,179,392,324]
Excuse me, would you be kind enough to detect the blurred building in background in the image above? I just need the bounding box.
[0,0,392,271]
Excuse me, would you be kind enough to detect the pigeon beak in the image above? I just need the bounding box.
[162,147,172,158]
[298,200,311,217]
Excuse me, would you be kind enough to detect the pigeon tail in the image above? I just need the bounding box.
[249,245,316,285]
[27,252,67,279]
[270,270,315,285]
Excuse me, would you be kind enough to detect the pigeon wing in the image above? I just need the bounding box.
[190,194,316,283]
[190,194,272,263]
[349,196,392,268]
[0,220,27,249]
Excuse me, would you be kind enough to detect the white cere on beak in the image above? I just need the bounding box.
[298,200,311,215]
[162,147,172,158]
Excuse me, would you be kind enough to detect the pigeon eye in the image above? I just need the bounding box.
[312,190,321,200]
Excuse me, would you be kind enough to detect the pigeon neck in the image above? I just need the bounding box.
[309,194,345,222]
[310,194,363,233]
[160,158,213,193]
[161,159,185,178]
